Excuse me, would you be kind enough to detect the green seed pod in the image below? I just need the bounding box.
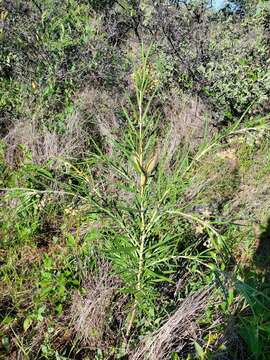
[140,173,147,187]
[145,153,158,174]
[131,155,144,174]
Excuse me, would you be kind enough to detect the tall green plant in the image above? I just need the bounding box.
[61,46,224,338]
[73,46,181,334]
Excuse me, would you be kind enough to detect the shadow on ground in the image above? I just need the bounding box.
[254,218,270,272]
[213,218,270,360]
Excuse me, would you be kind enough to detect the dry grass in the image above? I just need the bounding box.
[164,92,214,160]
[3,87,122,167]
[4,111,89,168]
[131,285,214,360]
[77,87,122,155]
[70,262,121,349]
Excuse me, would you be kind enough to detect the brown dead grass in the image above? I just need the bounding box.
[131,285,214,360]
[3,86,123,169]
[164,92,215,160]
[70,261,121,349]
[4,110,89,168]
[76,87,122,155]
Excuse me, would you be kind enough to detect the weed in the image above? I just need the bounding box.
[60,47,225,347]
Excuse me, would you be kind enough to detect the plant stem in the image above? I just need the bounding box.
[126,76,147,337]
